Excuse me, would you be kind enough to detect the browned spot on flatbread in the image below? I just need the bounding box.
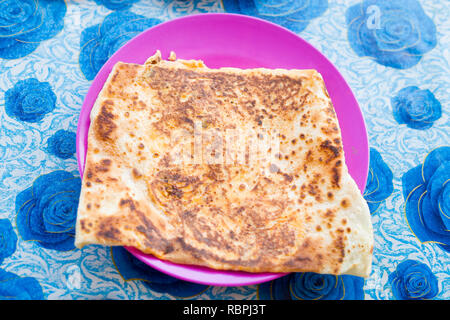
[320,139,341,162]
[108,63,139,91]
[341,198,350,208]
[101,159,112,166]
[96,218,121,241]
[95,101,117,141]
[119,198,137,211]
[80,219,89,233]
[132,168,142,179]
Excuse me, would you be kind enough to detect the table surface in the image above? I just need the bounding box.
[0,0,448,300]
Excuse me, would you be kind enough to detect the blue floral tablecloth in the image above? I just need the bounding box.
[0,0,448,300]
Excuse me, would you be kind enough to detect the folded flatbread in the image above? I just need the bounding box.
[75,51,373,277]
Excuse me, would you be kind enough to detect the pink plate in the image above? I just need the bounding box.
[76,13,369,287]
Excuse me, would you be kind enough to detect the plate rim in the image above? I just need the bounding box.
[76,12,369,287]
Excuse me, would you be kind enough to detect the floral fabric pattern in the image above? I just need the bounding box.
[0,0,66,59]
[363,148,393,214]
[346,0,437,69]
[79,11,162,80]
[0,219,17,265]
[222,0,328,33]
[112,247,209,298]
[257,273,364,300]
[388,259,439,300]
[0,0,448,300]
[4,78,57,123]
[94,0,140,11]
[402,147,450,253]
[15,171,81,251]
[0,219,43,300]
[391,86,442,130]
[46,130,77,160]
[0,268,44,300]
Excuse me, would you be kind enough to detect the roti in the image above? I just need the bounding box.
[75,51,373,277]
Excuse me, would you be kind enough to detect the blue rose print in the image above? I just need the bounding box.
[0,268,44,300]
[402,147,450,253]
[346,0,437,69]
[79,11,162,80]
[364,148,394,214]
[388,259,438,300]
[4,78,57,123]
[0,219,44,299]
[111,247,209,298]
[223,0,328,33]
[391,86,442,130]
[0,219,17,265]
[257,273,364,300]
[0,0,66,59]
[94,0,140,11]
[46,130,76,160]
[15,171,81,251]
